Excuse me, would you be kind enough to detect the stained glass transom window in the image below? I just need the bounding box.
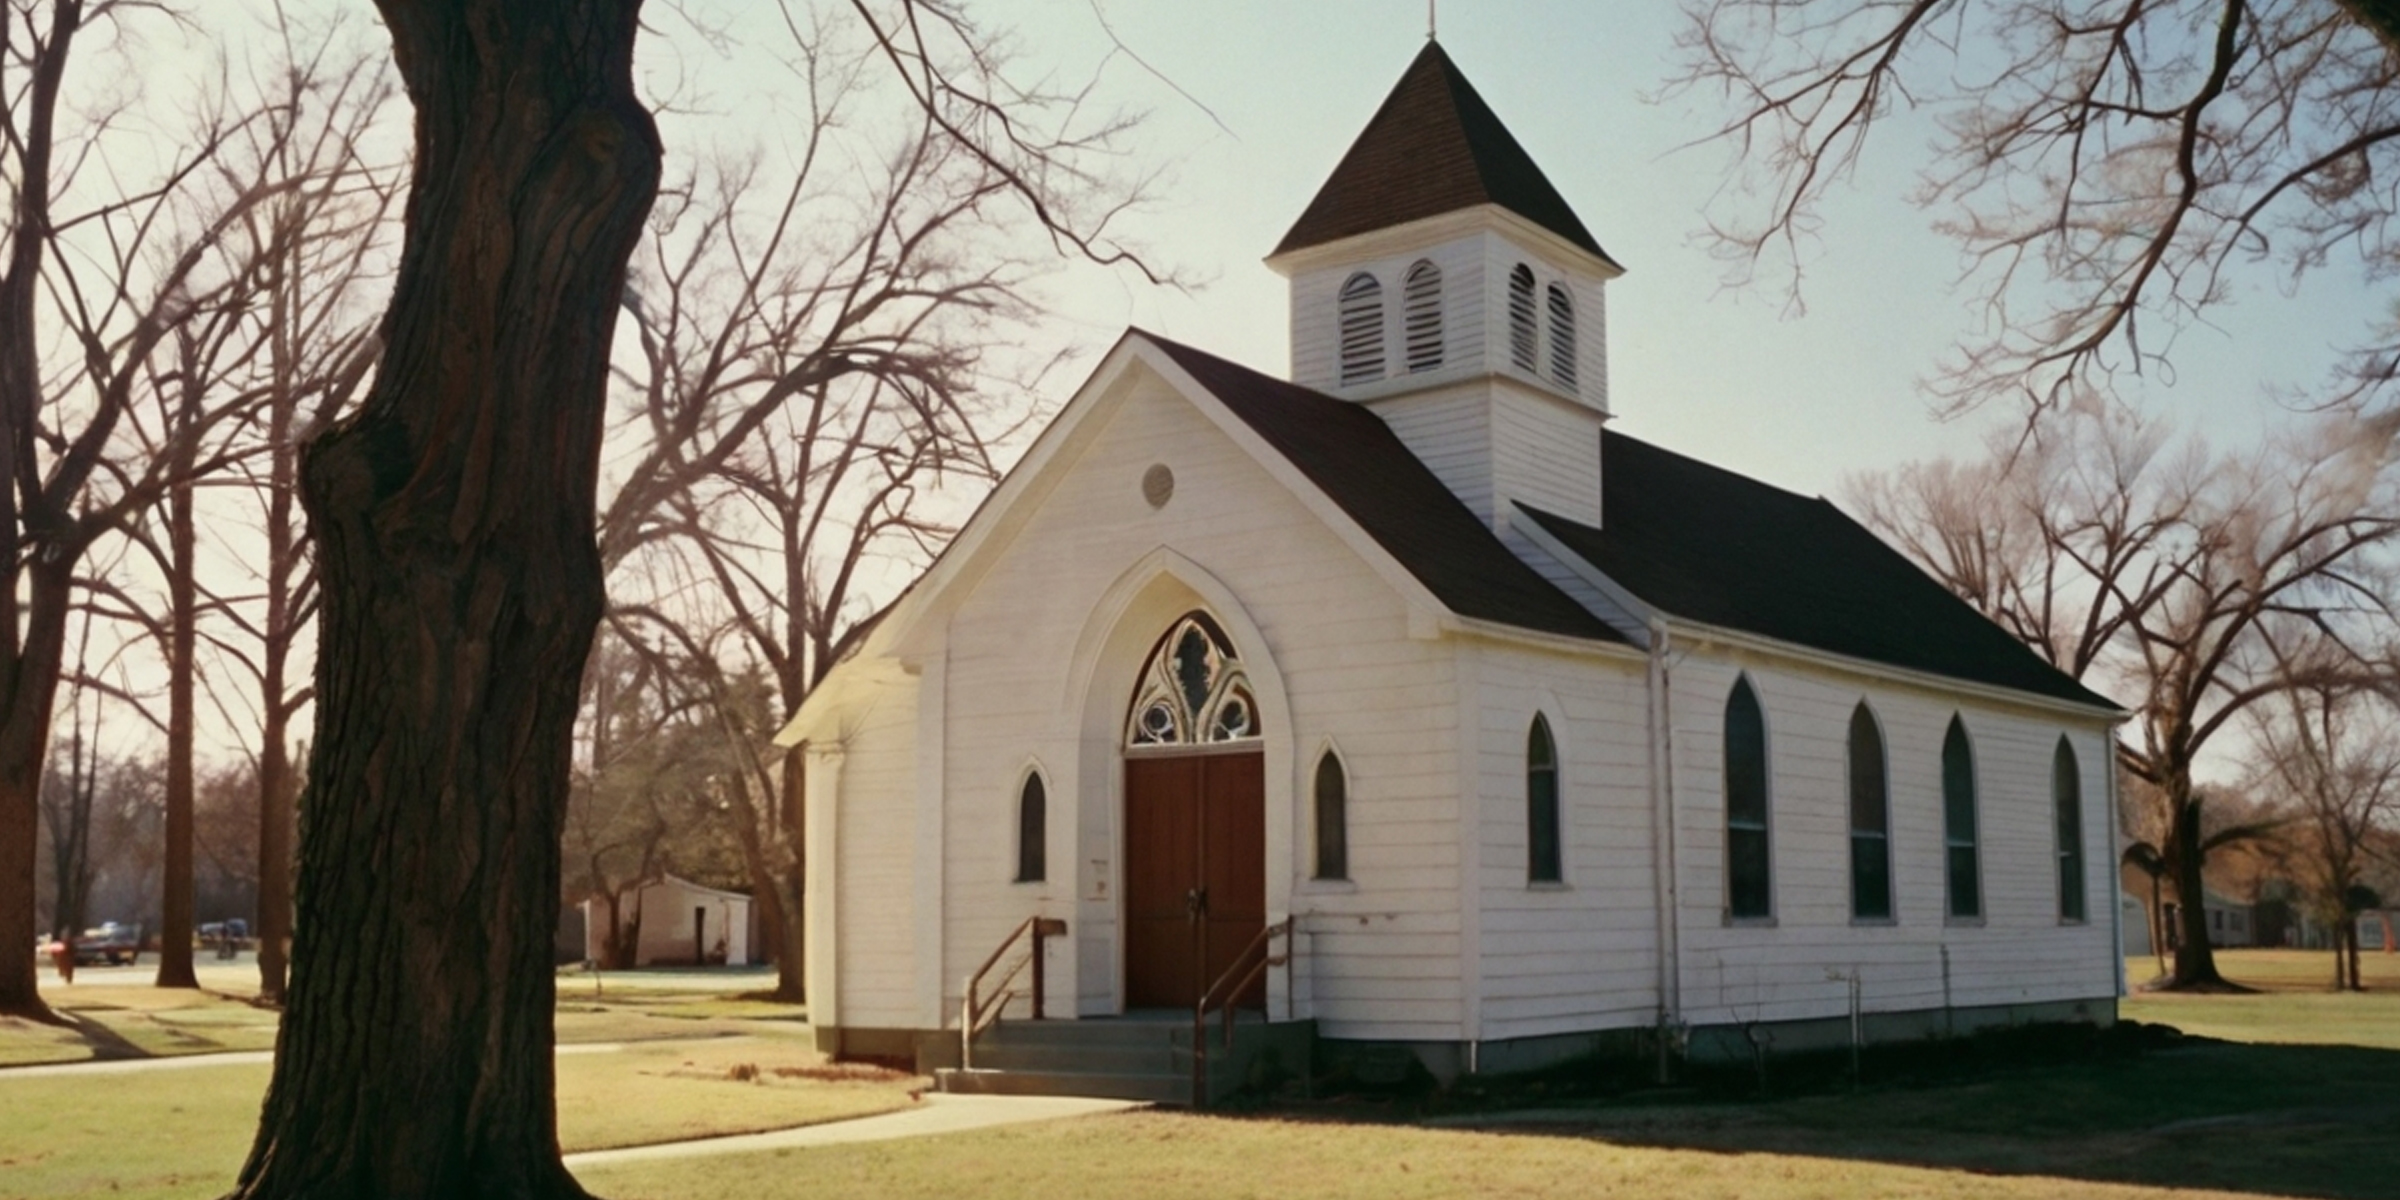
[1126,613,1259,746]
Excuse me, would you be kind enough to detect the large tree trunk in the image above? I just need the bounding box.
[0,561,80,1021]
[2164,789,2232,990]
[226,4,658,1197]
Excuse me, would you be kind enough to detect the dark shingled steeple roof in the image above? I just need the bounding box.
[1273,42,1617,265]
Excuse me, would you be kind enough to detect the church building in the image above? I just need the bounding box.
[775,43,2125,1100]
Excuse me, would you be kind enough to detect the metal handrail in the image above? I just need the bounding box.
[1190,916,1293,1107]
[960,915,1066,1071]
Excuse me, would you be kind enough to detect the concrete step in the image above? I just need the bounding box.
[967,1040,1189,1076]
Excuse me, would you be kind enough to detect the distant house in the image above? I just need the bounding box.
[2362,910,2399,953]
[2126,885,2253,954]
[581,875,754,967]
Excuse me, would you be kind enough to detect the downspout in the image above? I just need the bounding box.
[1647,618,1682,1078]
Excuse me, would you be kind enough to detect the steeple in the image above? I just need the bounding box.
[1269,44,1620,533]
[1274,42,1617,268]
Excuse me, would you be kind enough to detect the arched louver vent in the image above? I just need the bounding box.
[1338,272,1385,385]
[1507,264,1538,372]
[1546,283,1577,389]
[1402,260,1443,373]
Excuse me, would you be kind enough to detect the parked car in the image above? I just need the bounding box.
[71,922,141,966]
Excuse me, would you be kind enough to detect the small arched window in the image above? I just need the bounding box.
[1313,750,1349,881]
[1015,772,1046,883]
[1942,716,1981,920]
[1527,715,1561,884]
[1338,272,1386,385]
[1402,260,1444,372]
[2054,737,2086,922]
[1546,283,1577,389]
[1724,677,1771,919]
[1507,264,1538,372]
[1847,703,1892,921]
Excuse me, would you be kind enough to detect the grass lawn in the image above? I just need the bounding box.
[2123,947,2400,1050]
[0,1035,922,1200]
[0,965,809,1068]
[10,946,2399,1199]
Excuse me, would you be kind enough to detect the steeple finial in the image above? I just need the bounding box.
[1427,0,1437,40]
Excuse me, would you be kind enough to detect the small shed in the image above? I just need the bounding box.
[583,875,753,967]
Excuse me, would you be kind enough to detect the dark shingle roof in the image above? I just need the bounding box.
[1272,42,1617,265]
[1141,333,1626,645]
[1518,435,2116,710]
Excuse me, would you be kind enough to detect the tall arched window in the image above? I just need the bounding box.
[1847,703,1892,920]
[1527,715,1561,883]
[1507,264,1538,372]
[1545,282,1577,389]
[1942,716,1982,920]
[1125,612,1258,746]
[1338,272,1386,385]
[1724,678,1771,918]
[1402,260,1444,372]
[2054,737,2086,922]
[1313,749,1349,881]
[1015,772,1046,883]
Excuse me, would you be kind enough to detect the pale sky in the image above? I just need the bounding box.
[964,0,2358,499]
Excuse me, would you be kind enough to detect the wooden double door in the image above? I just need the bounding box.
[1123,750,1265,1010]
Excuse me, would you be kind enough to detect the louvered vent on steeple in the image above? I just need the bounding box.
[1403,260,1444,372]
[1339,272,1386,385]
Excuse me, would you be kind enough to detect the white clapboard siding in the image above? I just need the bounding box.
[1666,648,2118,1029]
[1470,643,1663,1040]
[1488,384,1602,525]
[832,673,922,1030]
[933,365,1471,1041]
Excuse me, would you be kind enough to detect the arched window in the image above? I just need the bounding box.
[1724,678,1771,918]
[1847,703,1892,920]
[2054,737,2086,922]
[1015,772,1046,883]
[1942,716,1981,920]
[1313,750,1349,881]
[1125,612,1258,747]
[1507,264,1538,372]
[1402,260,1444,372]
[1527,715,1561,883]
[1546,282,1577,389]
[1338,272,1386,385]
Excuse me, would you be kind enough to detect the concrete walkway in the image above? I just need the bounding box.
[564,1094,1144,1167]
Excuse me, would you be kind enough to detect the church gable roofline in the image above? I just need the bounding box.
[1272,41,1618,268]
[1515,434,2122,714]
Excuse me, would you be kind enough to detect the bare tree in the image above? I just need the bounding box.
[1850,406,2400,988]
[1677,0,2400,415]
[1,1,363,1020]
[567,634,742,969]
[2249,673,2400,988]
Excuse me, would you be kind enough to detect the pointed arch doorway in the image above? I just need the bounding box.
[1121,613,1266,1010]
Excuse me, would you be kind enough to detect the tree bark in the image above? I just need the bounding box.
[156,346,203,991]
[226,3,658,1196]
[773,744,806,1001]
[2165,788,2231,990]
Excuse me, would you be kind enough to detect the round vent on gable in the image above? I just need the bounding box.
[1142,464,1175,509]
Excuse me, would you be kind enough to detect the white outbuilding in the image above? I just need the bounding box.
[776,43,2126,1101]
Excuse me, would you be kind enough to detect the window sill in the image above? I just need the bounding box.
[1722,915,1778,928]
[1527,880,1572,893]
[1849,916,1898,928]
[2057,917,2088,927]
[1298,878,1357,895]
[1945,915,1987,928]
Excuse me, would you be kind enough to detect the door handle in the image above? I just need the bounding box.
[1185,886,1208,921]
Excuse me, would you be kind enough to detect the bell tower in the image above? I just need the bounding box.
[1266,42,1621,531]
